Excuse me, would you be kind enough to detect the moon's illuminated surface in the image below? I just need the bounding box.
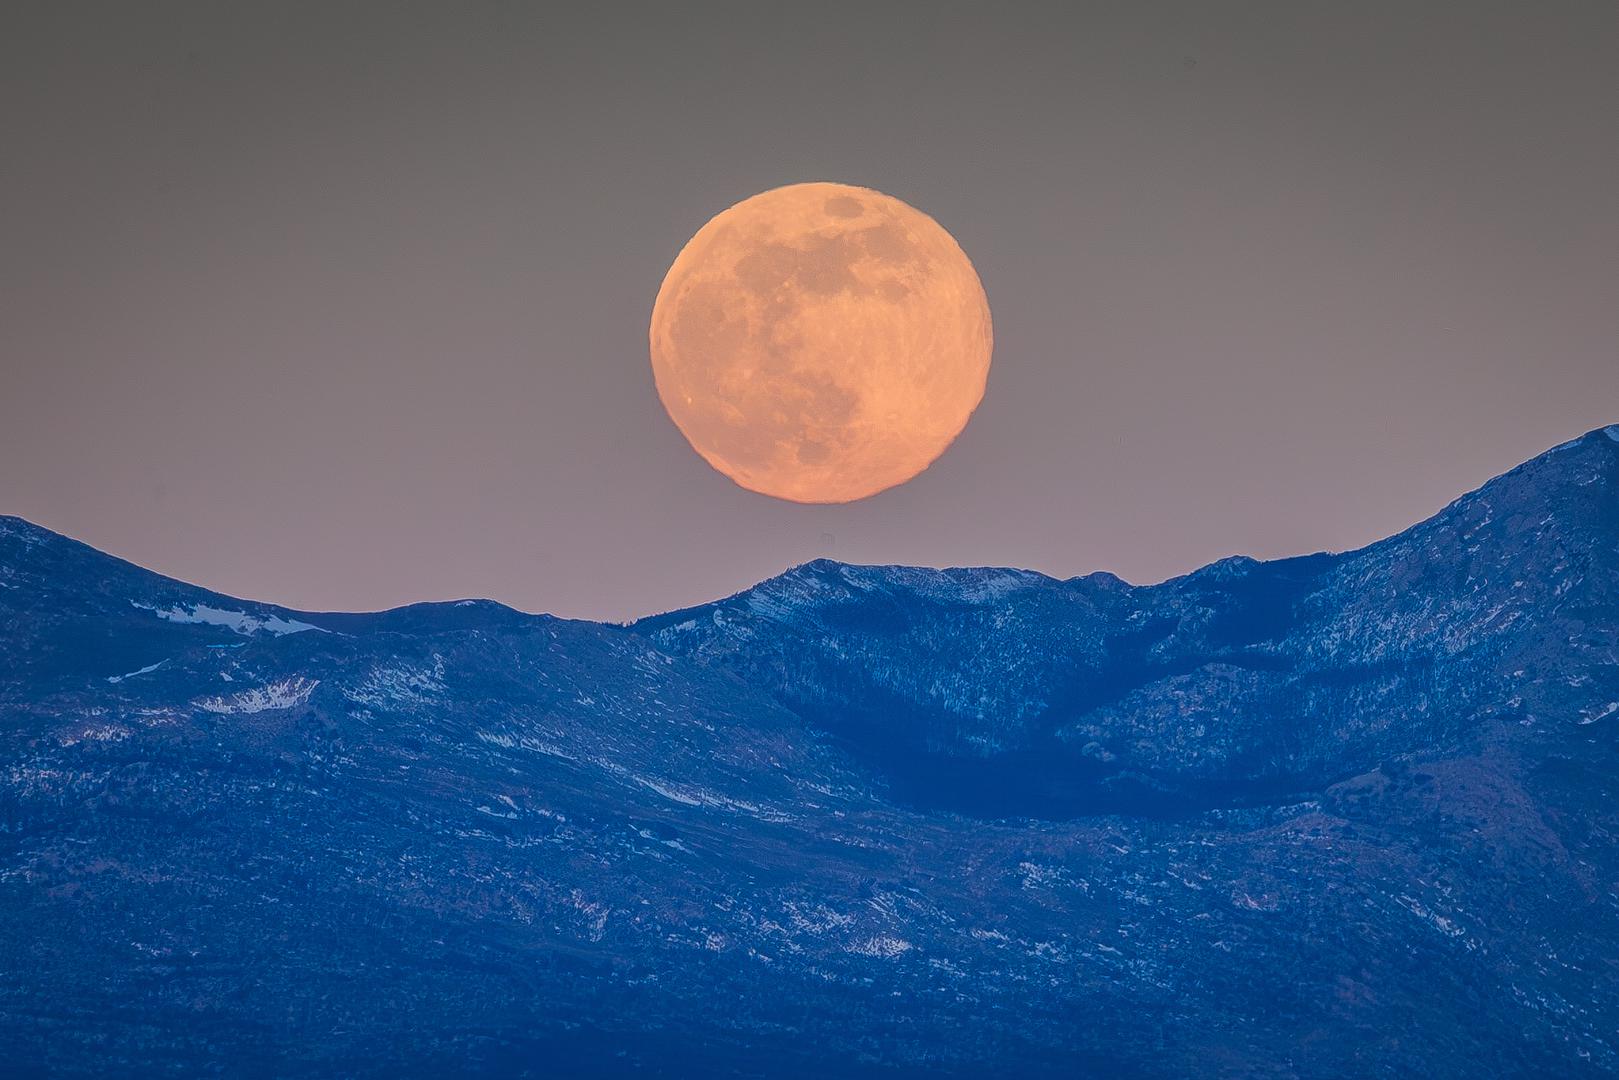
[650,182,993,503]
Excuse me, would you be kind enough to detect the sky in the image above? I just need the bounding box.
[2,2,1616,621]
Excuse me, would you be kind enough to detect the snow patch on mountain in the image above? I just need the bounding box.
[1579,701,1618,725]
[343,656,446,707]
[953,568,1048,603]
[58,723,133,747]
[135,601,323,637]
[848,935,913,958]
[107,659,168,684]
[196,677,319,714]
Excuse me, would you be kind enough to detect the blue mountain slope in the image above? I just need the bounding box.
[640,427,1619,814]
[1,427,1618,1077]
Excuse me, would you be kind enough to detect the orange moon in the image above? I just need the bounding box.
[649,182,993,503]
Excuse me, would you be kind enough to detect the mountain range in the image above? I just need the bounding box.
[3,426,1619,1077]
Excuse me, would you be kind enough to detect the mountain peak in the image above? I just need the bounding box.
[0,515,57,544]
[1532,422,1619,464]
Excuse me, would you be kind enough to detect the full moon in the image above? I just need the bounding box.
[650,182,993,503]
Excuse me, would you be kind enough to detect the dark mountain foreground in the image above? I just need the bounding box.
[4,426,1619,1077]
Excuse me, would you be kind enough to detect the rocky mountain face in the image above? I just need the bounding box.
[2,427,1618,1077]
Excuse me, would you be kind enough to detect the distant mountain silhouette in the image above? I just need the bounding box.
[3,425,1618,1077]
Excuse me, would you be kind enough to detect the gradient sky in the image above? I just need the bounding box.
[3,2,1616,621]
